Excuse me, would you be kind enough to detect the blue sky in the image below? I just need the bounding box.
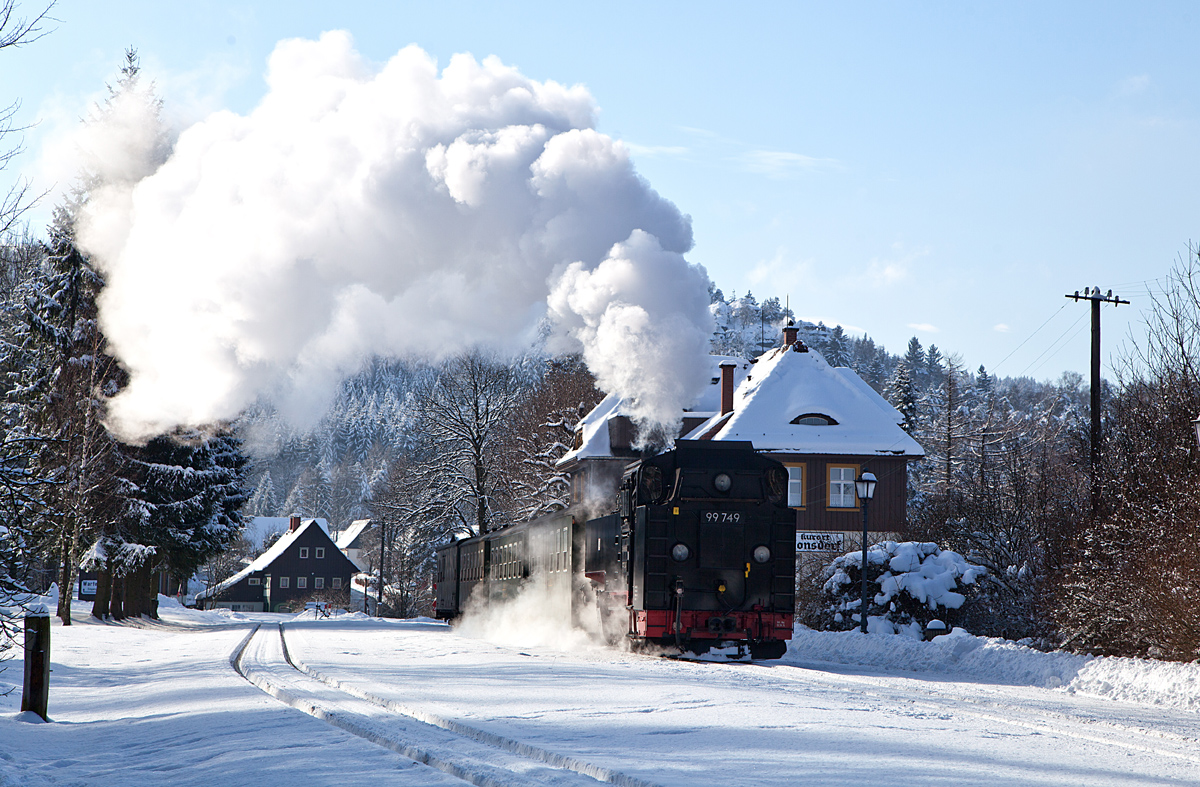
[5,1,1199,381]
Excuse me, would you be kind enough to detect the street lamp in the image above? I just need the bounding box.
[855,471,877,635]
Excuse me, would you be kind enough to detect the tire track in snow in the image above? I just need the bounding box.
[231,624,659,787]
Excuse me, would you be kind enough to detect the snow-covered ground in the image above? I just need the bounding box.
[2,597,1198,786]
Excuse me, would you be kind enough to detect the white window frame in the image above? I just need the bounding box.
[828,465,860,509]
[785,463,805,508]
[248,577,261,586]
[279,576,290,588]
[314,577,324,589]
[299,547,309,559]
[297,576,307,589]
[315,547,324,559]
[332,577,342,589]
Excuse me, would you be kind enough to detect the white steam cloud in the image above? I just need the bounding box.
[74,32,713,441]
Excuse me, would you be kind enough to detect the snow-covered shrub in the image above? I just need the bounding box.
[817,541,986,637]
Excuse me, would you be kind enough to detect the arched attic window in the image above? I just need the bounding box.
[790,413,839,426]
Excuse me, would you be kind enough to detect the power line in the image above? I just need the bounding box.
[1014,310,1087,378]
[992,302,1069,373]
[1025,318,1090,377]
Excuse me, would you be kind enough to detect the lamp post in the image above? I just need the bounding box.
[855,472,877,635]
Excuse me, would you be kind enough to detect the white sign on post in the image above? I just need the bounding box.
[797,532,844,553]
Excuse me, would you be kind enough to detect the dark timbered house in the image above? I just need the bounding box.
[196,516,359,612]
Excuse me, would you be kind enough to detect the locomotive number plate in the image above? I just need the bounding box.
[702,511,742,523]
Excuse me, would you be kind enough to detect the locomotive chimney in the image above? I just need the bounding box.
[289,515,301,532]
[719,361,737,416]
[783,320,798,347]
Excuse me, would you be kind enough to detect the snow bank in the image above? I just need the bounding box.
[784,626,1200,712]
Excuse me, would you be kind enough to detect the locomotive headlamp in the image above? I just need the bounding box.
[671,543,690,562]
[714,473,732,492]
[752,545,771,563]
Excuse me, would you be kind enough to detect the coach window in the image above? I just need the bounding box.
[315,547,324,559]
[828,465,860,509]
[299,547,309,559]
[784,463,805,508]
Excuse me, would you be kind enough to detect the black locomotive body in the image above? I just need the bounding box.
[434,440,796,659]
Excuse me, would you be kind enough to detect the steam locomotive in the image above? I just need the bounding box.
[433,440,796,659]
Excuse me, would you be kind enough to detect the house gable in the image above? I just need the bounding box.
[197,518,358,611]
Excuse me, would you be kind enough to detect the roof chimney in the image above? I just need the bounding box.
[783,320,798,347]
[289,515,301,532]
[719,361,737,415]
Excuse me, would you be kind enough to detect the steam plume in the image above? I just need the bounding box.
[74,32,713,441]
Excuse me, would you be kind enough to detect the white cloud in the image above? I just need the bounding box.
[738,149,835,178]
[623,142,689,158]
[993,323,1011,333]
[1115,74,1152,97]
[864,241,929,287]
[747,247,791,286]
[907,323,939,333]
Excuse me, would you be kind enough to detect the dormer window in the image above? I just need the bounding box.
[790,413,838,426]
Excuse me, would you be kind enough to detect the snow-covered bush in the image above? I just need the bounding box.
[817,541,986,638]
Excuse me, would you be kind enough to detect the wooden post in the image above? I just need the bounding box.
[21,605,50,721]
[1066,288,1129,518]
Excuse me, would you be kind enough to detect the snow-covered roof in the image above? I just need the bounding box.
[243,516,328,551]
[685,344,925,457]
[335,519,372,550]
[196,518,329,601]
[558,355,752,465]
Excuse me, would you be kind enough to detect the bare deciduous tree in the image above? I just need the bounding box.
[1,2,55,235]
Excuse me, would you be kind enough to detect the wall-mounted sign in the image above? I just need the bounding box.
[797,532,844,553]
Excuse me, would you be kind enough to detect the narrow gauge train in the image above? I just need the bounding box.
[433,440,796,659]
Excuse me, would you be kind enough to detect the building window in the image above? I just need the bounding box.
[297,577,307,589]
[279,577,289,588]
[332,577,342,589]
[315,577,324,589]
[299,547,309,559]
[790,413,839,426]
[315,547,324,559]
[785,464,804,508]
[828,465,859,508]
[248,577,261,586]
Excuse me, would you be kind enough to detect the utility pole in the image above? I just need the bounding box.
[1066,287,1129,517]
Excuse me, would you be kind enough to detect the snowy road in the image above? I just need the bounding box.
[2,602,1199,786]
[281,617,1200,786]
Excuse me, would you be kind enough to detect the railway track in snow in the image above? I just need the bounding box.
[231,623,659,787]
